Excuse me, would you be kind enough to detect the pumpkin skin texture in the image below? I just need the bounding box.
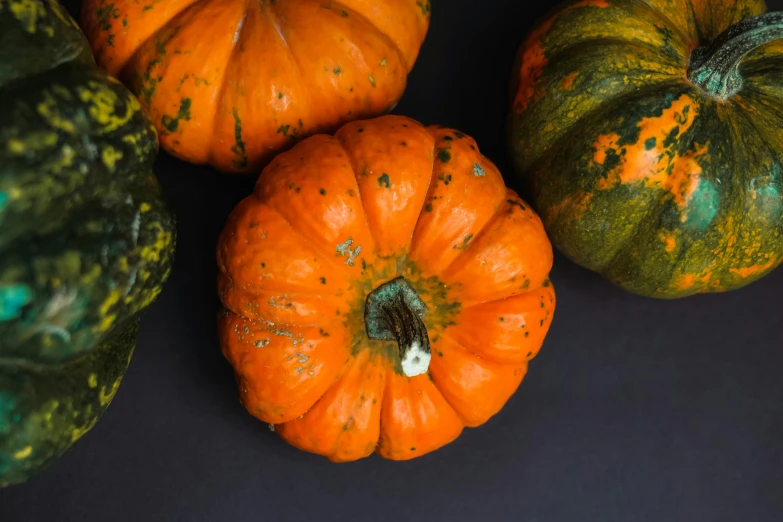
[508,0,783,298]
[0,0,176,486]
[79,0,431,174]
[217,115,556,461]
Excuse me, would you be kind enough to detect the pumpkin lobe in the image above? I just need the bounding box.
[688,11,783,100]
[364,276,430,377]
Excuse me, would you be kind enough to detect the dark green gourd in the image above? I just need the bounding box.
[0,0,175,486]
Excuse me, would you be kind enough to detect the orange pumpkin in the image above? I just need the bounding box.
[216,115,556,461]
[79,0,431,173]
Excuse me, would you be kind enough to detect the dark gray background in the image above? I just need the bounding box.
[2,0,783,520]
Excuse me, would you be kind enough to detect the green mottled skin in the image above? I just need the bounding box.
[0,0,175,486]
[0,321,136,487]
[508,0,783,298]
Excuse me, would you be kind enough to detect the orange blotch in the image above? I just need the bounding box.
[730,260,776,278]
[513,18,554,114]
[593,94,708,217]
[512,0,608,113]
[560,72,579,90]
[660,233,676,253]
[543,189,593,224]
[674,274,696,291]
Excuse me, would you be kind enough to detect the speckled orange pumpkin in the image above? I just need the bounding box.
[216,115,556,461]
[79,0,431,173]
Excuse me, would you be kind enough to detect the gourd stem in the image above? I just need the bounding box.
[365,277,431,377]
[687,11,783,100]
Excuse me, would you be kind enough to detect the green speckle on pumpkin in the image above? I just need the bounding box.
[341,10,349,17]
[319,188,326,195]
[333,67,342,75]
[437,149,451,163]
[644,137,657,150]
[377,173,391,188]
[231,109,248,168]
[416,1,431,16]
[424,203,433,212]
[278,92,284,99]
[473,163,486,176]
[320,277,326,284]
[0,284,32,322]
[380,59,387,66]
[369,75,376,87]
[453,234,473,250]
[160,97,191,133]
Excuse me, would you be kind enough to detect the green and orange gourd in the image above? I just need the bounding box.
[509,0,783,298]
[217,115,556,461]
[79,0,431,173]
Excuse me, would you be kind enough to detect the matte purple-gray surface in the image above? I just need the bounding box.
[2,1,782,520]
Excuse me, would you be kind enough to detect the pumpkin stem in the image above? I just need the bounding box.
[687,11,783,100]
[364,276,431,377]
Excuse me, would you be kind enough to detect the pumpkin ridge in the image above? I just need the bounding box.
[637,0,695,47]
[238,196,350,276]
[600,193,670,273]
[266,3,313,123]
[207,9,248,166]
[327,139,385,261]
[408,126,505,276]
[719,104,764,278]
[414,367,466,430]
[428,192,518,281]
[277,350,384,460]
[329,0,410,71]
[112,0,203,80]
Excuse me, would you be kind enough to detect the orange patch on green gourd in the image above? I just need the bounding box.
[592,94,710,218]
[543,189,593,224]
[560,72,579,90]
[513,0,608,113]
[660,233,676,253]
[730,259,776,278]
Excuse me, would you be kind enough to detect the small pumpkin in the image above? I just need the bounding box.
[79,0,431,173]
[508,0,783,298]
[217,115,555,461]
[0,0,175,486]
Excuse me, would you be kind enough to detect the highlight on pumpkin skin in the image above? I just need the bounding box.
[216,114,556,461]
[79,0,431,173]
[507,0,783,298]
